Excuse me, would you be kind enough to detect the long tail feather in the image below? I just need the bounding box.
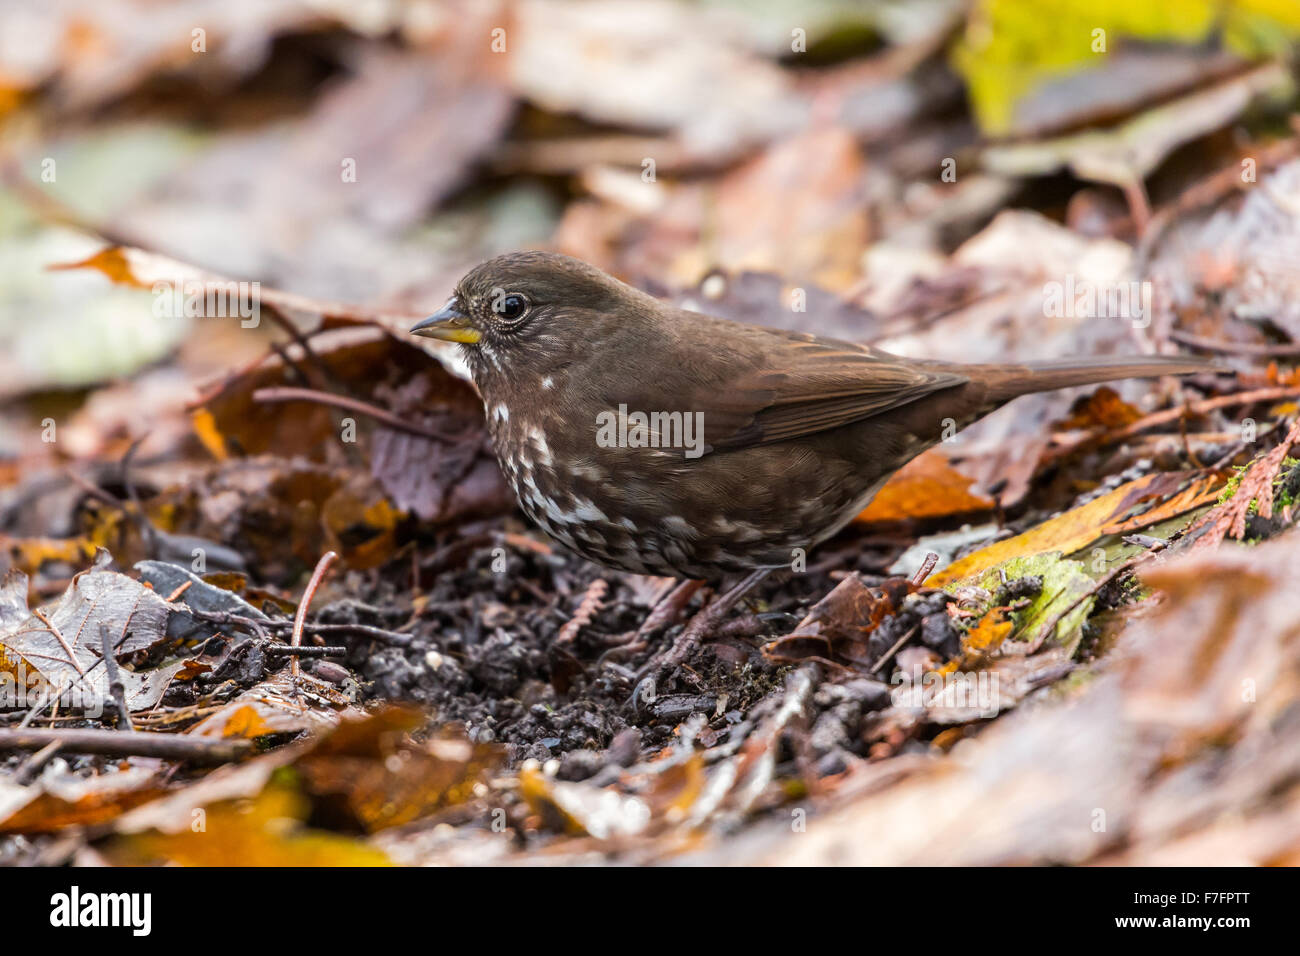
[977,355,1219,404]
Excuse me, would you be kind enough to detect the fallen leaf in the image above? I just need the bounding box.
[104,780,393,866]
[927,471,1217,586]
[0,568,182,712]
[857,451,995,523]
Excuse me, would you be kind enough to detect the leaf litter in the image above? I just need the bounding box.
[3,0,1300,867]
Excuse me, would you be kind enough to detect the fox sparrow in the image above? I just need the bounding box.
[412,252,1210,583]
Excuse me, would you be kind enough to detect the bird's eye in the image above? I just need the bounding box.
[495,293,528,321]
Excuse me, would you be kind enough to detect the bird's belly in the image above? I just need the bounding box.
[498,434,882,579]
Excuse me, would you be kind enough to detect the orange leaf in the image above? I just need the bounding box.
[857,452,994,523]
[222,704,274,739]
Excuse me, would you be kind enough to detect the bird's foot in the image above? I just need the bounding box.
[628,568,772,709]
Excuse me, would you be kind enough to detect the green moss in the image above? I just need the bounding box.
[1216,456,1299,514]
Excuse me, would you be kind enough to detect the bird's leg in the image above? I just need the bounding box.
[635,578,705,640]
[631,568,772,705]
[596,578,703,664]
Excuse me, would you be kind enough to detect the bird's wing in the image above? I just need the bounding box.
[605,324,968,456]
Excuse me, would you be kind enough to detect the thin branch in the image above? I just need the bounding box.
[252,386,465,442]
[100,624,134,732]
[1167,330,1300,357]
[1047,385,1300,462]
[264,645,346,658]
[291,551,338,677]
[0,728,251,763]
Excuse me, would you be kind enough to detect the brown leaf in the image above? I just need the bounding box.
[0,765,163,834]
[764,573,913,669]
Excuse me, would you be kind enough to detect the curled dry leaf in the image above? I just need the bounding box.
[763,573,917,670]
[0,765,163,835]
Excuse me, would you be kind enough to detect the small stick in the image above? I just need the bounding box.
[1047,385,1300,461]
[185,609,411,646]
[100,624,134,732]
[303,623,412,646]
[1168,330,1300,357]
[264,645,346,658]
[291,552,338,677]
[0,728,251,763]
[911,552,940,586]
[251,386,464,442]
[871,623,920,675]
[163,580,193,603]
[14,739,62,785]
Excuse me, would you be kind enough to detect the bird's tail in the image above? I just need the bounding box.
[974,355,1219,404]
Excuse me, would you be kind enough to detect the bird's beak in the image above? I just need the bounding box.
[410,298,481,344]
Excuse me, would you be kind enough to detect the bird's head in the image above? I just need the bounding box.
[410,252,656,389]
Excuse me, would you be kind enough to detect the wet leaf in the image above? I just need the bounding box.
[0,567,182,712]
[927,471,1219,586]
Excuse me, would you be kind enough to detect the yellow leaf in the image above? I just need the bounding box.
[927,471,1215,586]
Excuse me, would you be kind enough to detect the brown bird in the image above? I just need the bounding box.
[412,252,1210,679]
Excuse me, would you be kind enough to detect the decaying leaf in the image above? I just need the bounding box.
[958,553,1097,655]
[763,573,918,670]
[104,780,393,867]
[927,470,1221,586]
[0,765,163,834]
[0,567,182,712]
[188,671,360,740]
[293,708,504,833]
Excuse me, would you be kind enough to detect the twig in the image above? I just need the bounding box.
[185,609,412,646]
[1168,330,1300,357]
[264,645,346,658]
[251,386,465,442]
[31,608,85,677]
[298,623,412,646]
[1047,385,1300,461]
[163,580,193,603]
[870,623,920,675]
[910,552,939,586]
[100,624,134,732]
[14,739,62,785]
[0,728,251,763]
[291,552,338,677]
[119,436,158,559]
